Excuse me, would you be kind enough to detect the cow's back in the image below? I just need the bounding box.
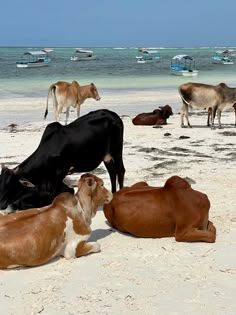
[65,109,124,170]
[132,113,158,125]
[103,185,176,237]
[0,204,68,268]
[103,176,210,238]
[179,82,218,108]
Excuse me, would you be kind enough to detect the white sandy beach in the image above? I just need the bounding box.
[0,91,236,315]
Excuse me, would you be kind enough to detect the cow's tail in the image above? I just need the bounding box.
[178,86,191,106]
[44,84,56,119]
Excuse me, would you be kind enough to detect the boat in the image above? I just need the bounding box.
[16,50,51,68]
[136,48,161,63]
[70,49,96,61]
[170,55,199,76]
[41,49,55,62]
[212,49,234,65]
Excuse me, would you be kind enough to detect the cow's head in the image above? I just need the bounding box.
[0,166,34,210]
[76,173,112,218]
[159,105,173,118]
[90,83,101,101]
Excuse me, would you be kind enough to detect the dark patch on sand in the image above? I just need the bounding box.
[220,131,236,136]
[153,160,178,169]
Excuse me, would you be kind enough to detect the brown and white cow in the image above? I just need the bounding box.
[179,82,236,128]
[44,80,101,124]
[103,176,216,242]
[0,173,112,269]
[132,105,173,126]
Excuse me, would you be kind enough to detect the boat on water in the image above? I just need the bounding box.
[16,50,52,68]
[170,55,199,76]
[136,48,161,64]
[70,49,96,61]
[212,49,234,65]
[41,49,55,62]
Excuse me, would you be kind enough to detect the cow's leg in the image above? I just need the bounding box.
[210,106,217,129]
[55,106,63,122]
[207,108,212,127]
[216,109,222,128]
[77,105,81,118]
[181,103,191,128]
[232,104,236,127]
[175,221,216,243]
[117,161,125,190]
[65,107,70,125]
[75,240,101,257]
[104,160,117,192]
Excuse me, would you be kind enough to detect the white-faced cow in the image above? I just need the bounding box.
[0,109,125,211]
[0,173,113,269]
[103,176,216,242]
[44,80,101,124]
[179,82,236,128]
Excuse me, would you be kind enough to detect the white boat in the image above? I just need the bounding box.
[16,50,51,68]
[136,48,161,64]
[212,49,234,65]
[70,49,96,61]
[170,55,199,76]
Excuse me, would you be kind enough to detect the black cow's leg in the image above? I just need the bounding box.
[117,161,125,190]
[104,160,117,193]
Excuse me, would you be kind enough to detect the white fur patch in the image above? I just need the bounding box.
[62,217,90,259]
[104,153,112,162]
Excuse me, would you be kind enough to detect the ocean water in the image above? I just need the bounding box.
[1,46,236,101]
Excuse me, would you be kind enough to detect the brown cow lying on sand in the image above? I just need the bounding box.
[0,173,112,269]
[103,176,216,242]
[44,80,101,124]
[132,105,173,126]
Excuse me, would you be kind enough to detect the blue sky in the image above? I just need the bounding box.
[1,0,235,47]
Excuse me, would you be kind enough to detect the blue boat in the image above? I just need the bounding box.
[16,50,53,68]
[212,50,234,65]
[170,55,199,76]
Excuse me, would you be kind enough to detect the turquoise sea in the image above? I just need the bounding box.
[0,46,236,99]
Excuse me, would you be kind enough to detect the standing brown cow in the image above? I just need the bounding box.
[44,80,101,124]
[179,82,236,128]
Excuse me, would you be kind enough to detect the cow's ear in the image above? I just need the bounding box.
[19,179,35,188]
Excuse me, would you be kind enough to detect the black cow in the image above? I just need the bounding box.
[0,109,125,211]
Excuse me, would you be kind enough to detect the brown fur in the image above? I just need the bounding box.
[103,176,216,242]
[179,82,236,128]
[44,80,101,124]
[132,105,173,126]
[0,173,112,269]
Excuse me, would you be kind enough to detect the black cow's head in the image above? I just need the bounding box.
[0,166,34,210]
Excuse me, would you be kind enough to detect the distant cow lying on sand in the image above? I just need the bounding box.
[44,80,101,124]
[0,173,113,269]
[103,176,216,242]
[132,105,173,126]
[179,82,236,128]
